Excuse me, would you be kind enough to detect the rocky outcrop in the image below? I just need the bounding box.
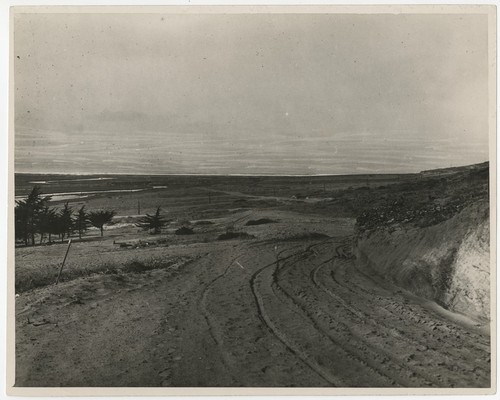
[355,201,490,321]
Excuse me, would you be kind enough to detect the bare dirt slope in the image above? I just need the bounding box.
[15,211,490,388]
[357,201,490,321]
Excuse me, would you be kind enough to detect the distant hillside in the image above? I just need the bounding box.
[420,161,489,176]
[356,161,489,232]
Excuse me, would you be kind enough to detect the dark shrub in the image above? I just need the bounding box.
[245,218,277,226]
[175,227,194,235]
[195,220,213,226]
[217,231,255,241]
[285,232,330,241]
[124,261,152,273]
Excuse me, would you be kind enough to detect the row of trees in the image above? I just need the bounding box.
[15,186,116,246]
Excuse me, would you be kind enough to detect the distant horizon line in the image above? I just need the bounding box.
[14,170,421,178]
[13,161,488,178]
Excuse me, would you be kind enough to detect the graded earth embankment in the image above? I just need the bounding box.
[355,200,490,321]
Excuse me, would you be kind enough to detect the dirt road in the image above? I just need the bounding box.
[15,220,490,387]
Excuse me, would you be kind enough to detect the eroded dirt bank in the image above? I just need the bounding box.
[356,201,490,322]
[15,211,490,388]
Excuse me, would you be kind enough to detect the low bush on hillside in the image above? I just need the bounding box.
[283,232,330,241]
[175,227,194,235]
[194,220,213,226]
[245,218,277,226]
[217,231,255,241]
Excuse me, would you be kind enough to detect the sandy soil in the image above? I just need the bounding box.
[14,209,490,388]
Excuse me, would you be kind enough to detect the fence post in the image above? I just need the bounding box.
[55,239,72,285]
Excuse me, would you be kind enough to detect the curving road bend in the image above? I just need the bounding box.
[16,234,490,387]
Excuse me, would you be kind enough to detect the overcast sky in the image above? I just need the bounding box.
[14,12,490,175]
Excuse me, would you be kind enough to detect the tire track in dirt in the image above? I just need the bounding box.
[350,261,490,347]
[198,242,327,386]
[310,246,490,387]
[250,244,344,386]
[250,240,404,387]
[332,254,490,355]
[198,254,244,384]
[333,238,489,348]
[305,254,447,386]
[248,244,309,334]
[342,262,491,383]
[272,241,416,387]
[148,243,297,387]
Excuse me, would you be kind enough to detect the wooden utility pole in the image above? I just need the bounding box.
[138,200,141,215]
[55,239,72,285]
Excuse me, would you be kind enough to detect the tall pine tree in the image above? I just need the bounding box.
[136,206,168,234]
[74,205,89,239]
[88,210,115,237]
[15,186,52,246]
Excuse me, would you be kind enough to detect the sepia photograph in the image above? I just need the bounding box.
[7,5,496,395]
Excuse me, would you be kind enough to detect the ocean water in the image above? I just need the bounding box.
[15,127,488,175]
